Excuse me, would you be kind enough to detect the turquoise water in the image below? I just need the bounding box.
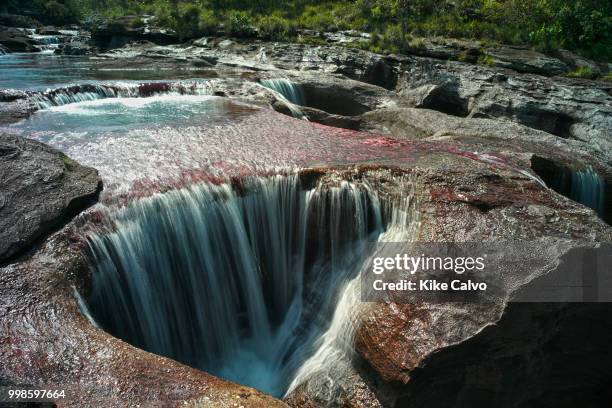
[0,53,215,90]
[9,95,233,141]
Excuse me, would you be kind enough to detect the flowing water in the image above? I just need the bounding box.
[259,78,306,118]
[0,52,423,397]
[0,53,217,90]
[87,174,396,396]
[6,50,603,399]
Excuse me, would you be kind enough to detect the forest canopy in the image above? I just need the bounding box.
[3,0,611,61]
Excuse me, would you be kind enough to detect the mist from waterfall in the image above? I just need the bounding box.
[87,174,388,396]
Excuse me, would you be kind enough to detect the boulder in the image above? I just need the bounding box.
[395,58,612,155]
[484,45,570,76]
[0,231,289,407]
[217,38,235,49]
[193,36,209,47]
[0,27,42,52]
[55,41,96,55]
[0,134,102,262]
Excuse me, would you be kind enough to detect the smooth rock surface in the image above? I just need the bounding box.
[0,229,289,407]
[0,134,102,262]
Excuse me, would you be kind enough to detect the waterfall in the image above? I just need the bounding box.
[547,167,605,217]
[30,34,60,53]
[260,79,305,106]
[570,168,605,216]
[87,174,388,396]
[259,78,306,119]
[31,81,213,109]
[286,176,420,396]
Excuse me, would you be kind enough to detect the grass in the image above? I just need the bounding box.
[565,66,597,79]
[62,155,76,171]
[600,73,612,82]
[477,54,495,66]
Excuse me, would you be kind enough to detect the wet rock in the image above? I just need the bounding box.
[359,107,611,172]
[300,106,361,130]
[485,45,569,76]
[0,230,289,407]
[37,26,62,36]
[55,41,96,55]
[0,134,102,262]
[392,302,612,408]
[0,26,42,52]
[288,73,397,116]
[98,39,609,154]
[287,161,611,407]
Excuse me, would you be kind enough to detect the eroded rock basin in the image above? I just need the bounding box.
[1,43,612,408]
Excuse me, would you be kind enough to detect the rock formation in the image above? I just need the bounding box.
[1,27,611,408]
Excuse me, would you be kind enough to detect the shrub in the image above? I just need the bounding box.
[226,10,256,37]
[565,66,597,79]
[477,54,495,66]
[258,15,297,41]
[297,5,337,31]
[11,0,609,62]
[129,17,145,28]
[175,5,202,39]
[43,1,71,21]
[198,9,219,35]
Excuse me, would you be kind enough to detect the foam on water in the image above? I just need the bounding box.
[87,174,391,396]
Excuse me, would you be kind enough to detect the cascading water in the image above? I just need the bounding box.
[30,34,60,53]
[568,168,606,217]
[544,166,605,217]
[260,78,306,119]
[87,174,394,396]
[260,79,305,106]
[31,81,213,109]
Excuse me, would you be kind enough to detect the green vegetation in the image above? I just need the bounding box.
[4,0,611,61]
[61,154,76,170]
[600,73,612,82]
[477,54,495,66]
[565,66,597,79]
